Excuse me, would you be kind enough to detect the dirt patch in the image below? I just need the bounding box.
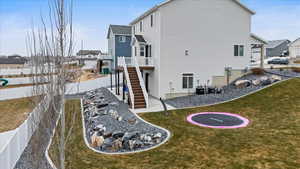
[0,97,36,132]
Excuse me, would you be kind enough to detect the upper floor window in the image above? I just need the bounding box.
[234,45,244,56]
[140,46,145,56]
[182,73,194,89]
[119,36,126,43]
[150,15,154,27]
[133,26,135,34]
[140,21,143,32]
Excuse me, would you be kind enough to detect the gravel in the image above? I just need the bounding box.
[82,88,169,153]
[265,69,300,78]
[165,73,291,109]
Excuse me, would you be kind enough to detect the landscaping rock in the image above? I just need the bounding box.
[270,75,282,82]
[91,133,104,148]
[260,76,272,86]
[252,79,261,86]
[112,138,123,152]
[112,131,125,139]
[235,80,251,88]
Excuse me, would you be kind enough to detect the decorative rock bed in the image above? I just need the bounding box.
[82,88,170,154]
[166,73,291,108]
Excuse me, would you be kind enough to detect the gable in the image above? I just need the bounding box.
[290,38,300,46]
[130,0,255,25]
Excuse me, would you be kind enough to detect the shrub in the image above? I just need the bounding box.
[294,60,300,64]
[251,68,265,75]
[291,67,300,73]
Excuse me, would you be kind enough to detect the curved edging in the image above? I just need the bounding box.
[80,99,171,155]
[187,112,250,129]
[170,78,293,111]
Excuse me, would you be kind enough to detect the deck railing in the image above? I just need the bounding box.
[133,57,149,108]
[118,57,154,67]
[119,57,135,109]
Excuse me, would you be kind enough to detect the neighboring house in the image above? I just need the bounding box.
[289,38,300,59]
[115,0,264,109]
[76,50,102,58]
[107,25,132,70]
[266,40,290,58]
[0,56,28,69]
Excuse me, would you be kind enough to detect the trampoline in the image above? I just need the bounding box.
[187,112,249,129]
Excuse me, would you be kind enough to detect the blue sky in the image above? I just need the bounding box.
[0,0,300,55]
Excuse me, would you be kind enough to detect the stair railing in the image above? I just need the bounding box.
[133,57,149,108]
[121,57,135,109]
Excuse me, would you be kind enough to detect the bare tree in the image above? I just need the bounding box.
[26,0,75,168]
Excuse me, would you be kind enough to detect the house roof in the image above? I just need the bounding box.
[0,57,27,64]
[266,39,290,49]
[134,35,147,43]
[107,25,132,38]
[130,0,255,25]
[76,50,102,56]
[289,37,300,46]
[250,33,268,44]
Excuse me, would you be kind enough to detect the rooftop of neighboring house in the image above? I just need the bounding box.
[76,50,102,56]
[266,39,291,49]
[107,25,132,38]
[130,0,255,25]
[0,55,28,64]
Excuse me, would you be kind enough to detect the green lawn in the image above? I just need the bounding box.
[50,78,300,169]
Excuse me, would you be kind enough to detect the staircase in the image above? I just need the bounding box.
[127,67,146,109]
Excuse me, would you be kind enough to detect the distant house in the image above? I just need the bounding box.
[266,40,290,58]
[76,50,102,58]
[0,56,28,68]
[289,38,300,59]
[107,25,132,70]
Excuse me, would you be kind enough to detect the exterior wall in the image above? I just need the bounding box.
[115,35,132,57]
[289,39,300,59]
[266,41,290,57]
[107,29,116,69]
[157,0,252,99]
[132,11,162,98]
[212,69,247,87]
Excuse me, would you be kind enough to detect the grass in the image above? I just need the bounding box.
[0,97,36,132]
[49,79,300,169]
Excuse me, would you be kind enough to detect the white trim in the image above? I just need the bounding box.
[130,0,255,25]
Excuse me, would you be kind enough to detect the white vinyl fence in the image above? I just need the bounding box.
[0,97,50,169]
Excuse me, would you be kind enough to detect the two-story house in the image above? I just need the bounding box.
[266,40,290,58]
[107,25,132,70]
[117,0,264,109]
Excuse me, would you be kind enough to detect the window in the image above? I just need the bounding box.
[234,45,244,56]
[140,21,143,32]
[150,15,154,27]
[119,36,126,43]
[140,46,145,56]
[134,47,137,56]
[133,26,135,34]
[182,74,194,89]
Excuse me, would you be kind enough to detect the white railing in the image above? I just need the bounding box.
[133,57,149,108]
[136,57,154,67]
[118,57,154,68]
[120,57,135,109]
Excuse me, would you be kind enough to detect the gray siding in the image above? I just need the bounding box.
[266,41,289,57]
[113,35,132,69]
[115,35,132,57]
